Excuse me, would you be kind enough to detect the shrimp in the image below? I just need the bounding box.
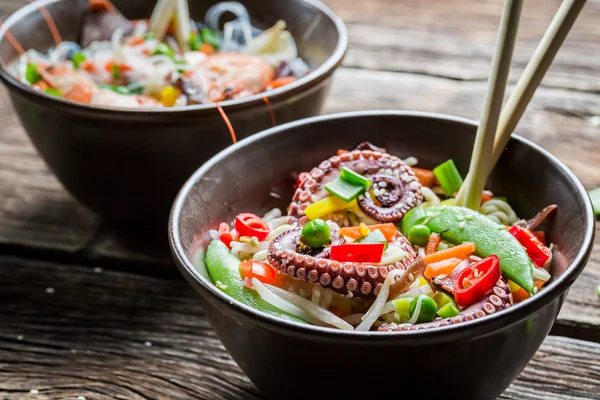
[35,61,159,107]
[200,53,274,102]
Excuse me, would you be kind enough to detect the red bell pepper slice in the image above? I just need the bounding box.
[239,260,277,285]
[509,225,552,268]
[330,243,385,263]
[234,213,270,241]
[218,223,233,249]
[453,255,501,307]
[295,172,309,189]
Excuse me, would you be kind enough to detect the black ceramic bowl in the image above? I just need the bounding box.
[0,0,347,231]
[169,111,595,400]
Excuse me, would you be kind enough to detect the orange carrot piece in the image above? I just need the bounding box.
[423,242,476,264]
[481,192,493,204]
[33,81,50,91]
[424,257,463,279]
[270,76,296,89]
[339,223,397,242]
[532,231,546,246]
[81,61,96,73]
[129,37,145,46]
[412,168,436,188]
[105,61,132,73]
[199,43,215,55]
[425,233,441,255]
[512,280,545,303]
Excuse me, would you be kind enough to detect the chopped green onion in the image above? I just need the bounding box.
[126,82,144,95]
[71,51,86,69]
[153,42,175,59]
[356,229,388,250]
[432,292,455,309]
[437,302,460,319]
[113,85,130,95]
[111,64,121,80]
[393,297,413,323]
[143,32,156,40]
[301,219,331,248]
[324,176,366,203]
[400,206,426,235]
[340,167,371,189]
[200,27,221,49]
[433,160,463,196]
[589,188,600,217]
[44,88,62,97]
[25,63,41,84]
[189,31,202,51]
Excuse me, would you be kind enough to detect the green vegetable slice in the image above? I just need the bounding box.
[201,27,221,49]
[44,88,62,97]
[25,63,41,84]
[205,240,305,323]
[71,51,86,69]
[400,206,426,235]
[324,176,366,202]
[356,229,388,250]
[433,160,463,196]
[340,167,372,189]
[437,302,460,319]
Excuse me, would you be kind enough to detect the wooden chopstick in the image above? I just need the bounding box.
[459,0,523,210]
[456,0,586,204]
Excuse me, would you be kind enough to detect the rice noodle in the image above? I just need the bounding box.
[265,283,354,330]
[262,208,282,222]
[355,269,403,331]
[251,278,323,326]
[395,284,432,300]
[311,286,321,304]
[406,297,423,325]
[376,245,407,265]
[533,266,551,281]
[266,224,294,241]
[342,313,365,325]
[208,229,220,241]
[421,187,441,206]
[252,250,268,261]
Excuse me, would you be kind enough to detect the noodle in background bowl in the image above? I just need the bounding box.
[169,111,595,400]
[0,0,347,235]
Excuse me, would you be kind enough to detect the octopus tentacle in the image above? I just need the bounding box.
[377,278,513,332]
[288,145,423,224]
[267,228,417,299]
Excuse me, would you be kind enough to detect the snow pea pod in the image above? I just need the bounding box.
[424,206,535,294]
[205,240,306,323]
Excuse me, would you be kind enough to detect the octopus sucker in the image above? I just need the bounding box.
[377,277,513,332]
[267,227,417,299]
[288,143,423,224]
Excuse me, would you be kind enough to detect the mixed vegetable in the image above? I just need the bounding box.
[199,143,557,332]
[14,0,310,108]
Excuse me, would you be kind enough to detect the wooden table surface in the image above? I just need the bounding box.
[1,0,600,399]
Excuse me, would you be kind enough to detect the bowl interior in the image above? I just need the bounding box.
[0,0,341,78]
[173,111,594,327]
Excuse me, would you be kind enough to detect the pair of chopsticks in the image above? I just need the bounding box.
[149,0,191,52]
[457,0,586,209]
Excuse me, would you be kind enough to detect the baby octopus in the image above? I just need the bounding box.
[288,143,424,226]
[267,227,420,299]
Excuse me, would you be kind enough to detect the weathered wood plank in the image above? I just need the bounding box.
[1,256,599,399]
[324,0,600,92]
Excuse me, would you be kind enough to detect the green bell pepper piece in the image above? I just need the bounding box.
[437,302,460,319]
[432,291,455,309]
[424,205,534,294]
[301,219,331,248]
[205,240,305,323]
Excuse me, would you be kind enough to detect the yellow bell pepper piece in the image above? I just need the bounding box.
[418,277,428,287]
[507,279,521,293]
[304,197,356,220]
[160,85,180,107]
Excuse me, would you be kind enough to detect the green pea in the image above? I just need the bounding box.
[407,224,431,246]
[437,302,460,319]
[301,219,331,248]
[25,63,41,84]
[409,294,438,323]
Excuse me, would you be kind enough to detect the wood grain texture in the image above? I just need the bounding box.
[1,255,599,400]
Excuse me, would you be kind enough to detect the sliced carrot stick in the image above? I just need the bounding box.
[65,83,94,104]
[339,223,397,242]
[270,76,296,89]
[532,231,546,246]
[423,242,476,264]
[425,233,441,255]
[412,168,436,188]
[424,257,463,279]
[511,280,545,303]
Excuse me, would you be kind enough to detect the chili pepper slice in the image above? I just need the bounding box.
[218,223,233,249]
[239,260,277,285]
[453,255,501,307]
[330,243,385,263]
[508,225,552,268]
[234,213,270,241]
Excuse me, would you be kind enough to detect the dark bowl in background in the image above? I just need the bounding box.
[0,0,347,235]
[169,111,595,400]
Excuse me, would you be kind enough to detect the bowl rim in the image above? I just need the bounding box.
[169,110,596,340]
[0,0,348,115]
